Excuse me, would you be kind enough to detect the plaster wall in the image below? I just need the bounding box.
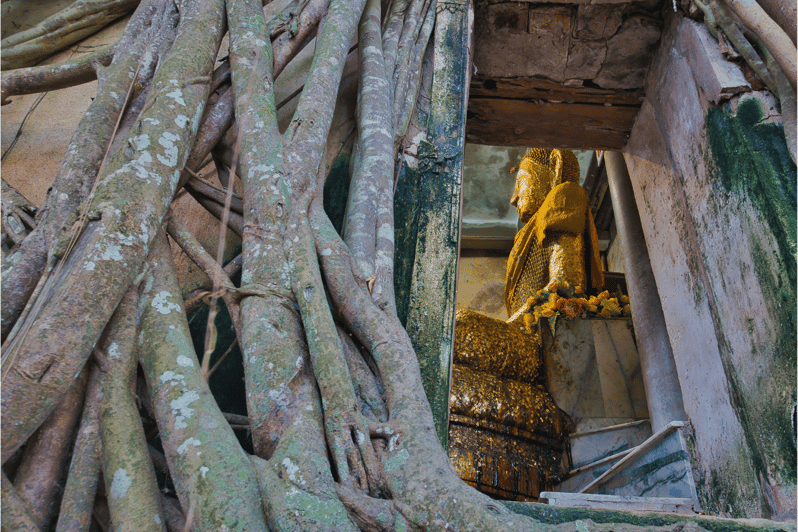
[455,253,509,322]
[460,144,524,249]
[472,0,663,89]
[624,14,796,520]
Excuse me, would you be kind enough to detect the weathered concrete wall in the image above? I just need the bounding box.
[461,144,525,250]
[472,0,663,89]
[624,14,796,520]
[456,253,509,321]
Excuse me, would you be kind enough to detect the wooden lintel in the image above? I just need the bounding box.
[466,97,640,150]
[470,77,645,106]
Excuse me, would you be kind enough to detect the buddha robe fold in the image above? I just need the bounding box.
[505,181,604,316]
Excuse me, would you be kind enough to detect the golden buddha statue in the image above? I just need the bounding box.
[448,308,573,500]
[505,149,604,318]
[449,148,605,501]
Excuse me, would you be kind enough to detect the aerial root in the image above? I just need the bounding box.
[335,483,404,532]
[327,410,384,495]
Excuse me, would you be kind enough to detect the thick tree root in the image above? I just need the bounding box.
[2,2,795,530]
[1,472,42,532]
[55,366,103,532]
[13,365,89,530]
[1,47,113,104]
[0,0,139,70]
[139,232,269,531]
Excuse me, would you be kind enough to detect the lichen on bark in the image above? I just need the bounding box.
[1,1,794,531]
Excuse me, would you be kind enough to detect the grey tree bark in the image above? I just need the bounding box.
[1,1,791,531]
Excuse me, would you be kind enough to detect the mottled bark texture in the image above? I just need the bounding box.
[12,364,89,530]
[1,0,179,341]
[1,46,114,104]
[0,0,139,70]
[2,1,793,531]
[1,0,225,460]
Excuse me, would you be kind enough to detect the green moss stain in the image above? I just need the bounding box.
[393,160,422,327]
[706,99,796,288]
[748,238,797,476]
[280,488,352,528]
[705,98,797,515]
[385,448,409,473]
[503,500,792,531]
[394,516,409,532]
[670,193,706,308]
[703,441,762,518]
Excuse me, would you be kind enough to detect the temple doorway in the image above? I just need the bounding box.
[448,145,655,503]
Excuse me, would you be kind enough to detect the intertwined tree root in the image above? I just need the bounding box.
[1,0,795,530]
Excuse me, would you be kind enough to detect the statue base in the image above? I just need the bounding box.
[448,414,570,501]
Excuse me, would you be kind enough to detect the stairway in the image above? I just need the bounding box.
[538,318,701,515]
[556,419,653,494]
[543,420,701,514]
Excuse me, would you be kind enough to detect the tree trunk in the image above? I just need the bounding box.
[0,1,790,531]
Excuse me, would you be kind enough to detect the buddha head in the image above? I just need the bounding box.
[510,148,580,223]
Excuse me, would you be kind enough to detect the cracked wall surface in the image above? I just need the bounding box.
[624,14,796,521]
[473,0,664,89]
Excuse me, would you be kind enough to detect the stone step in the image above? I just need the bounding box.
[575,421,701,513]
[569,418,652,470]
[555,445,635,493]
[539,492,697,515]
[554,419,652,493]
[553,421,702,511]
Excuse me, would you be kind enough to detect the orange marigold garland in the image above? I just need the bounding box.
[522,279,631,335]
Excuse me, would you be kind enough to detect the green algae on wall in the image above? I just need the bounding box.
[704,97,797,517]
[706,98,796,288]
[391,0,472,448]
[394,159,424,328]
[503,500,795,531]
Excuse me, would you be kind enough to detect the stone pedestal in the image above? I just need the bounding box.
[539,317,649,432]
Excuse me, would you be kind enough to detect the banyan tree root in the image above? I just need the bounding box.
[0,0,140,71]
[0,46,114,104]
[690,0,797,162]
[1,180,37,256]
[0,0,181,342]
[1,0,227,461]
[11,365,89,530]
[3,1,792,531]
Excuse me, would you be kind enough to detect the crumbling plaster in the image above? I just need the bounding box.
[623,13,796,520]
[473,0,663,89]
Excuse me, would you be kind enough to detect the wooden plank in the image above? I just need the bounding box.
[466,98,639,149]
[540,492,696,514]
[565,446,635,479]
[401,0,472,449]
[569,419,651,439]
[470,77,645,106]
